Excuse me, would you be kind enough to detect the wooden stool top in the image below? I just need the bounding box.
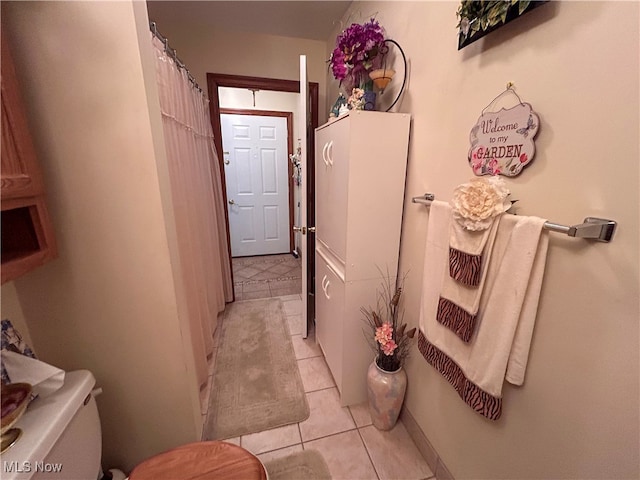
[129,441,267,480]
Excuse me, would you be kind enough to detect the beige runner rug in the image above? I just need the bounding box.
[203,298,309,440]
[264,450,332,480]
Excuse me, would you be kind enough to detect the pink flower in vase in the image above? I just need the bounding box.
[381,339,398,356]
[375,323,393,345]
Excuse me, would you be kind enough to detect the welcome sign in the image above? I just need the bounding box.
[468,102,539,177]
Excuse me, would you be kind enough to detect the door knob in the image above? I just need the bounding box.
[228,199,235,205]
[224,159,230,165]
[293,226,307,234]
[308,227,316,233]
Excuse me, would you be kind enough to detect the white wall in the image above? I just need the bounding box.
[2,1,201,472]
[143,10,329,121]
[219,87,299,113]
[328,2,639,478]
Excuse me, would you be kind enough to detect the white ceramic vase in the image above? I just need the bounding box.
[366,358,407,430]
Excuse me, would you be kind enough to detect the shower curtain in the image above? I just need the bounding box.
[152,34,232,387]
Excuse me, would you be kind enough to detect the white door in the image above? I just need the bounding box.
[298,55,309,339]
[222,113,290,257]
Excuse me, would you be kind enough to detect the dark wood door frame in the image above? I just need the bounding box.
[219,108,295,254]
[206,73,319,303]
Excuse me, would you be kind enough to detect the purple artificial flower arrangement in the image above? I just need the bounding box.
[329,18,387,91]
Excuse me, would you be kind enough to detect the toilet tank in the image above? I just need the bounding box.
[2,370,102,480]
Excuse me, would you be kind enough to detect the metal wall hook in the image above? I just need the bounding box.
[481,83,525,115]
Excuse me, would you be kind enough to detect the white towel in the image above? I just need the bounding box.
[2,351,65,398]
[418,201,549,420]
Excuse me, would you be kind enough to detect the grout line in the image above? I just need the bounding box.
[302,384,337,395]
[295,353,323,361]
[355,424,381,480]
[250,440,303,457]
[301,425,360,444]
[246,423,383,458]
[297,422,304,451]
[347,403,357,425]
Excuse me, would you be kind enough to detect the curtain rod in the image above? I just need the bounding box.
[149,21,204,95]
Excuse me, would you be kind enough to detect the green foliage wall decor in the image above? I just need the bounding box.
[456,1,549,49]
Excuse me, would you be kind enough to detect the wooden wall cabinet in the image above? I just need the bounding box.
[1,31,57,284]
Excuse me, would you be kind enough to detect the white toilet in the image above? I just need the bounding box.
[2,370,108,480]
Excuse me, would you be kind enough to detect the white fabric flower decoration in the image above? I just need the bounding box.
[450,177,511,231]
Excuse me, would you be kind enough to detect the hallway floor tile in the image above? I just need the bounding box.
[205,294,434,480]
[232,254,302,300]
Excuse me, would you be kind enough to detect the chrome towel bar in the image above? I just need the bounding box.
[411,194,617,243]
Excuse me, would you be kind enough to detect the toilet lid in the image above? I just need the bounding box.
[129,440,267,480]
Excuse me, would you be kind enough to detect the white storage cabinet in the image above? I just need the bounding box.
[314,110,410,406]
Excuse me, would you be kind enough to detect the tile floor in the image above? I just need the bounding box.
[202,294,434,480]
[232,254,302,300]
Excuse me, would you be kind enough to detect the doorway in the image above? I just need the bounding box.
[221,109,294,257]
[206,73,319,306]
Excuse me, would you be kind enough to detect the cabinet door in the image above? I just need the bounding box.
[315,251,345,391]
[314,127,330,241]
[1,30,44,200]
[315,120,349,262]
[1,30,57,283]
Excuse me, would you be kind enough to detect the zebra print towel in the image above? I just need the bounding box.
[448,219,494,287]
[437,216,501,342]
[419,201,549,421]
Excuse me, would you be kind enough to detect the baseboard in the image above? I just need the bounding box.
[400,407,455,480]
